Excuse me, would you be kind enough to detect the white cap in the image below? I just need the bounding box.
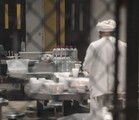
[96,19,116,32]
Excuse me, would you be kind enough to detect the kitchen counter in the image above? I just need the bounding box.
[25,89,90,102]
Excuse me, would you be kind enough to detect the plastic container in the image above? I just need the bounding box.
[6,59,29,73]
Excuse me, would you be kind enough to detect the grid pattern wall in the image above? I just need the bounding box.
[26,0,65,52]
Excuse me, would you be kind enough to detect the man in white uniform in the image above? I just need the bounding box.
[83,19,126,120]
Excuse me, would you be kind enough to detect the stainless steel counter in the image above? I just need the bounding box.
[25,89,90,117]
[25,90,90,102]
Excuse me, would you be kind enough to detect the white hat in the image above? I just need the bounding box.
[96,19,116,32]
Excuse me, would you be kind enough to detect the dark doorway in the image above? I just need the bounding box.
[65,0,91,62]
[0,0,25,54]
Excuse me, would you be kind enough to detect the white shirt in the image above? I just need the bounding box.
[83,36,126,98]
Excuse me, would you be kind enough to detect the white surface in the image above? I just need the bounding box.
[25,72,89,94]
[54,72,89,91]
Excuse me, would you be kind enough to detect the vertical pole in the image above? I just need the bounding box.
[56,0,60,45]
[5,4,9,29]
[113,0,121,120]
[126,0,139,120]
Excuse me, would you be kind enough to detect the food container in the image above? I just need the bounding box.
[6,59,29,78]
